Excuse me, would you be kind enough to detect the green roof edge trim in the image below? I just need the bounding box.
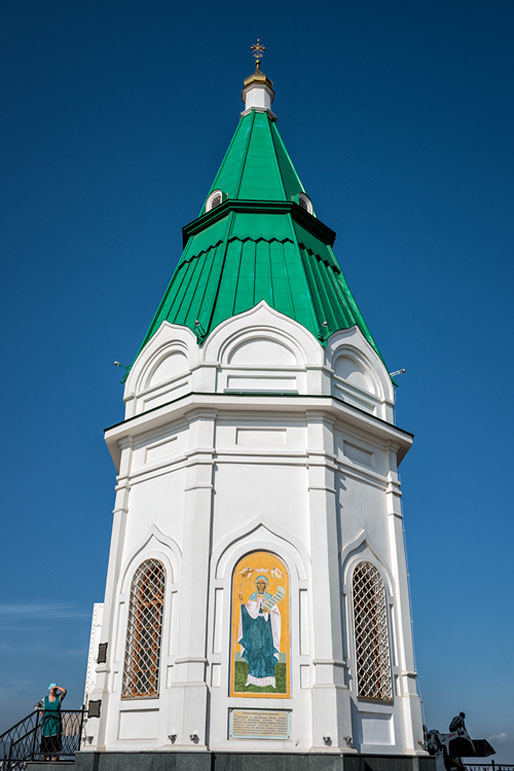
[183,200,335,248]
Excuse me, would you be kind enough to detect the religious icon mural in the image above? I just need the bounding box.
[230,551,290,698]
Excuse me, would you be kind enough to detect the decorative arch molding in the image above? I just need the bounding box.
[201,301,323,368]
[141,343,190,392]
[333,345,382,399]
[325,326,394,404]
[213,516,309,582]
[124,322,197,399]
[220,326,304,367]
[226,332,298,367]
[333,350,378,396]
[340,529,395,599]
[120,525,182,595]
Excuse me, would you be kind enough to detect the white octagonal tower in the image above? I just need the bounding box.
[79,60,429,771]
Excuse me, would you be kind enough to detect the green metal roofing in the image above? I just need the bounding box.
[198,110,306,213]
[133,107,384,365]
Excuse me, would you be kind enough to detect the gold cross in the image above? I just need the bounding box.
[250,38,266,63]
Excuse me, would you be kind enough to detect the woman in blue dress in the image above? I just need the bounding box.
[238,576,281,688]
[35,683,67,761]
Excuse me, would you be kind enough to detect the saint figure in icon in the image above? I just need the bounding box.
[238,575,285,688]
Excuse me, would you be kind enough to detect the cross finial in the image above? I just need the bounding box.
[250,38,266,68]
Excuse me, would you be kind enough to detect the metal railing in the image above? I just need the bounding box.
[0,708,85,769]
[466,765,514,771]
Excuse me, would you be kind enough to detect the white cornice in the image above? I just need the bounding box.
[104,391,412,469]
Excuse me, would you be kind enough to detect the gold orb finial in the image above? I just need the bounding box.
[250,38,266,69]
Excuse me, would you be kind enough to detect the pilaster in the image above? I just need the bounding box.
[88,438,134,749]
[306,411,354,751]
[385,447,424,753]
[169,410,216,750]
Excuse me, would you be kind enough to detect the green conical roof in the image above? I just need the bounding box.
[198,109,305,213]
[134,96,384,366]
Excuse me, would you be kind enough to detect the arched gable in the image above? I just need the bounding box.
[144,349,189,389]
[123,323,197,417]
[227,336,297,366]
[326,327,395,419]
[202,301,323,368]
[334,353,376,394]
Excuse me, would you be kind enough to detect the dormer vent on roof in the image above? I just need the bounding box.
[206,190,225,211]
[298,192,313,214]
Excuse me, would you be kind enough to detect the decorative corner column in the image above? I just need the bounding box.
[385,445,425,753]
[170,409,216,750]
[86,437,133,750]
[306,411,353,751]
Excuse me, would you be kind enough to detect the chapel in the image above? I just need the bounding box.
[80,47,429,771]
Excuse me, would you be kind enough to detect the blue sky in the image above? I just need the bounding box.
[1,0,513,759]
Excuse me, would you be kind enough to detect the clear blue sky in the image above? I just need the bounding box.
[1,0,513,759]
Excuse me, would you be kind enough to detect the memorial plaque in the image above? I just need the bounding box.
[229,709,291,739]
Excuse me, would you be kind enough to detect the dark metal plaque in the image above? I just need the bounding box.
[88,700,101,718]
[97,642,108,664]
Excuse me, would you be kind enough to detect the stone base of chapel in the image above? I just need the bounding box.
[62,752,435,771]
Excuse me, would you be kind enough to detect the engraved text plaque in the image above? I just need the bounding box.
[229,709,291,740]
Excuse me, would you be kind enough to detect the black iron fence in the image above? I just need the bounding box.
[466,765,514,771]
[0,708,85,769]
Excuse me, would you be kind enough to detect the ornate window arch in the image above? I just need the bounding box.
[122,559,166,698]
[352,560,392,701]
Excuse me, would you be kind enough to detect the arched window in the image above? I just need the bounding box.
[298,192,313,214]
[122,559,165,698]
[206,189,224,211]
[352,561,392,701]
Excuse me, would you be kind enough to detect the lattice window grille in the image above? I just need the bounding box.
[352,560,392,701]
[122,559,165,698]
[210,192,222,209]
[298,193,313,214]
[207,190,223,211]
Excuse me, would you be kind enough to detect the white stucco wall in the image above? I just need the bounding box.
[83,303,423,756]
